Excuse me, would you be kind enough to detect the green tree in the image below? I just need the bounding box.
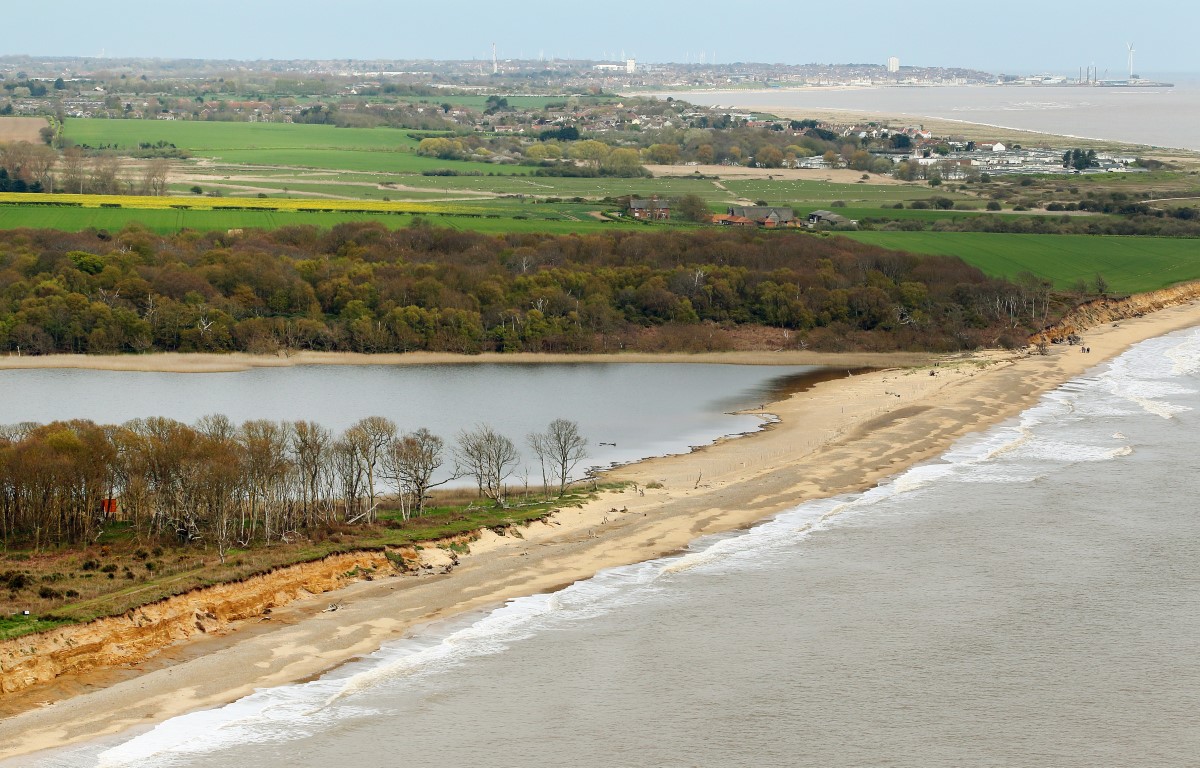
[645,143,680,165]
[601,148,644,176]
[569,139,611,167]
[755,145,784,168]
[673,194,711,222]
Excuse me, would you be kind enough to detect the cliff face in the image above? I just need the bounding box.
[0,550,396,696]
[1035,282,1200,343]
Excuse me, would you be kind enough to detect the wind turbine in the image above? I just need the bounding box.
[1127,43,1136,79]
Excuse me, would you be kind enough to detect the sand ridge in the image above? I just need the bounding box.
[2,300,1200,759]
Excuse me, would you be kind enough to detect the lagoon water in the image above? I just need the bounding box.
[15,328,1200,767]
[0,363,818,484]
[671,81,1200,151]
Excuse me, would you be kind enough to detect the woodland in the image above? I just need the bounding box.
[0,221,1056,356]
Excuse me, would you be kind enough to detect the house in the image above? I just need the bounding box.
[726,206,796,228]
[711,213,755,226]
[806,210,857,229]
[628,197,670,220]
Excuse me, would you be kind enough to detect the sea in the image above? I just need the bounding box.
[668,78,1200,152]
[11,324,1200,767]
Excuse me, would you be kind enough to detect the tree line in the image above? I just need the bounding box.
[0,416,588,556]
[0,222,1053,357]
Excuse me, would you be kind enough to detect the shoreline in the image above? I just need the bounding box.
[645,86,1200,156]
[4,301,1200,759]
[0,350,934,374]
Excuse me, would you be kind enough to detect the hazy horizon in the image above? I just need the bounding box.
[2,0,1194,76]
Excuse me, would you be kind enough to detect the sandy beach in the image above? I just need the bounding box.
[3,298,1200,760]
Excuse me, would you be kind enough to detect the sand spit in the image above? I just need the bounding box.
[2,294,1200,759]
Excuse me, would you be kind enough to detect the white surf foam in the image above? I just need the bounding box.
[94,329,1200,767]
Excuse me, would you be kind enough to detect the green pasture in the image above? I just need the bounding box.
[167,180,401,200]
[65,119,426,151]
[722,178,973,205]
[65,119,525,176]
[845,231,1200,294]
[389,174,726,199]
[0,204,626,236]
[195,148,525,175]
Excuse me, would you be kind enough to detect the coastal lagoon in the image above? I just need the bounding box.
[0,363,822,483]
[671,82,1200,151]
[15,327,1200,767]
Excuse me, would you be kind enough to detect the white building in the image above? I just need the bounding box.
[887,56,900,73]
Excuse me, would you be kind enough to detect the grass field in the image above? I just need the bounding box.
[0,203,627,235]
[65,119,427,151]
[845,231,1200,294]
[196,148,522,175]
[722,178,973,205]
[64,119,528,175]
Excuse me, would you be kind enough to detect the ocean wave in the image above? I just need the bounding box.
[1165,331,1200,377]
[91,331,1196,766]
[1101,331,1199,418]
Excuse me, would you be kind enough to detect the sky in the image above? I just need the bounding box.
[4,0,1197,75]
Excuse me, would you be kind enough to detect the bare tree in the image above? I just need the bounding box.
[332,438,366,522]
[0,142,30,181]
[21,144,57,190]
[89,152,122,195]
[141,158,170,196]
[528,418,588,496]
[238,420,293,544]
[383,427,449,520]
[291,420,332,527]
[344,416,396,522]
[455,424,520,505]
[60,146,87,193]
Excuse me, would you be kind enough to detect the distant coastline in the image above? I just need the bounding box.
[652,85,1200,154]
